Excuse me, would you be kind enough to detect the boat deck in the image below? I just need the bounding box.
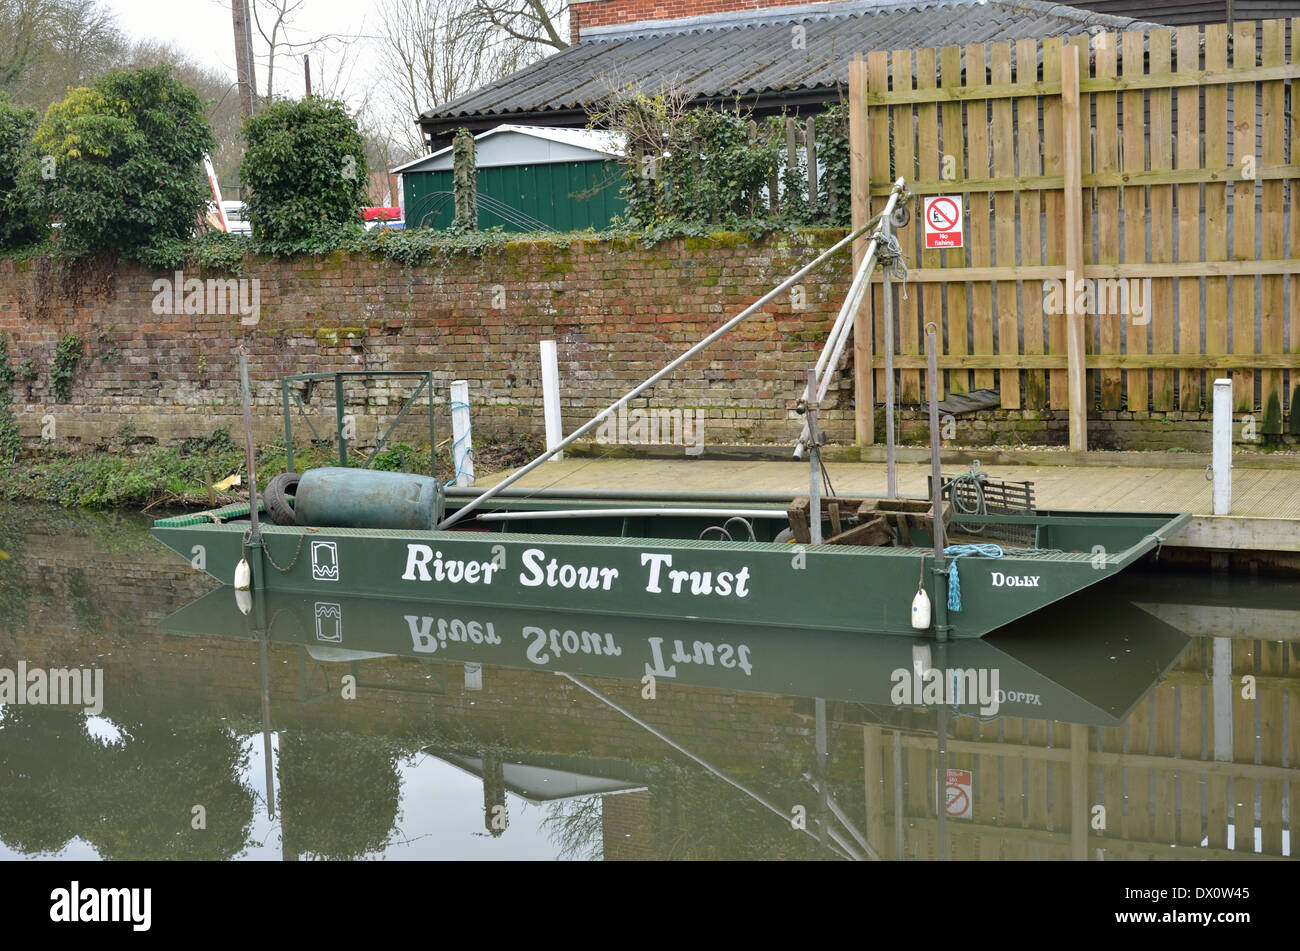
[477,457,1300,553]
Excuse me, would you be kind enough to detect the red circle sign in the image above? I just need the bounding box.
[945,782,969,817]
[928,197,960,231]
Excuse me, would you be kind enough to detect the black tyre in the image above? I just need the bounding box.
[264,472,301,526]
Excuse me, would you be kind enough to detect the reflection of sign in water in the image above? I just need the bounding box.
[311,541,339,581]
[315,602,342,642]
[940,768,973,819]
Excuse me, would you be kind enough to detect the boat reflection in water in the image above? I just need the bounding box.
[154,573,1300,861]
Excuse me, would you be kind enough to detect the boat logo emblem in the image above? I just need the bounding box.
[314,602,342,642]
[311,541,340,581]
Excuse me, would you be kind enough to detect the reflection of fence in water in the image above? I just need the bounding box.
[866,632,1296,860]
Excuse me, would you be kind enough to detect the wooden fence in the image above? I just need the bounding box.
[847,20,1300,450]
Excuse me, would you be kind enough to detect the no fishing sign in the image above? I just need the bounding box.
[924,196,964,249]
[940,768,973,819]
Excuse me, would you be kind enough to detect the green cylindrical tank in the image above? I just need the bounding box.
[293,467,445,530]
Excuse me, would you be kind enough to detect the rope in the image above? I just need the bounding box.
[939,542,1066,612]
[942,543,1004,612]
[875,228,909,300]
[444,399,475,488]
[948,460,989,516]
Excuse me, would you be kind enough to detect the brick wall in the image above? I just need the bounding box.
[570,0,843,42]
[0,237,1239,455]
[0,235,863,452]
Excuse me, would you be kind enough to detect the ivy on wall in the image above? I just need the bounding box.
[50,334,82,404]
[0,334,17,465]
[591,92,852,233]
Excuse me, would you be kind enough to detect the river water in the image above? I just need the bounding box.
[0,505,1293,860]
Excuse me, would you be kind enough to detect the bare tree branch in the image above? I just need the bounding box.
[470,0,567,51]
[373,0,546,161]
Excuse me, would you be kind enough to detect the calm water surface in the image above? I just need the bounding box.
[0,504,1293,860]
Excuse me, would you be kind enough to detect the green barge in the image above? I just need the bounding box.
[152,484,1188,639]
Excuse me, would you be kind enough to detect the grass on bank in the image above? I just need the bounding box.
[0,426,544,510]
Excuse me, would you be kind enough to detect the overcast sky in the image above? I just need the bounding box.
[105,0,379,103]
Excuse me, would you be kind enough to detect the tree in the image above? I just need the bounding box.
[250,0,360,106]
[123,40,245,209]
[34,66,215,257]
[0,92,46,248]
[240,96,369,247]
[469,0,568,52]
[0,0,52,90]
[0,0,124,112]
[374,0,542,161]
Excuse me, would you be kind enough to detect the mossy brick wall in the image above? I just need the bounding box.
[0,238,1245,454]
[890,407,1265,451]
[0,235,865,452]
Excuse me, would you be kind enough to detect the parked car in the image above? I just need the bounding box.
[205,200,252,235]
[362,206,404,231]
[221,200,253,235]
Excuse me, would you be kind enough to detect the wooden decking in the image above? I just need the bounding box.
[480,457,1300,552]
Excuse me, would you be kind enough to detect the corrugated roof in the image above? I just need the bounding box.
[393,125,624,173]
[419,0,1157,134]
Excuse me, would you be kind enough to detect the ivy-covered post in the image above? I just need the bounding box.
[805,116,817,206]
[755,120,774,215]
[784,117,798,214]
[452,128,477,230]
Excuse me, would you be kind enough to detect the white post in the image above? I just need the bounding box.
[1211,637,1232,762]
[1212,377,1232,515]
[540,340,563,461]
[464,663,483,691]
[450,380,474,486]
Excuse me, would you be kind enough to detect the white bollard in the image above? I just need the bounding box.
[1211,637,1233,761]
[1211,377,1232,515]
[464,663,483,691]
[540,340,563,461]
[450,380,474,486]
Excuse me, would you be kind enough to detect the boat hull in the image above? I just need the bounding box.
[151,504,1190,639]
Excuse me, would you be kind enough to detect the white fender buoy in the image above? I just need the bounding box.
[234,558,251,591]
[235,587,253,616]
[911,588,931,630]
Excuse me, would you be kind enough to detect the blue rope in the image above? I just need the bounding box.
[943,543,1004,612]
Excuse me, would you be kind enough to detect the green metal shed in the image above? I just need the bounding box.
[395,125,626,232]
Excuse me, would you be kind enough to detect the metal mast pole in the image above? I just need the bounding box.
[882,217,897,498]
[438,222,875,530]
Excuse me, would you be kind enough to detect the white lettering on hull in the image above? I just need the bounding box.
[400,544,756,602]
[402,545,500,585]
[990,571,1041,588]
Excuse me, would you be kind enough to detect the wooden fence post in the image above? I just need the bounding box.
[849,53,874,444]
[1061,42,1087,452]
